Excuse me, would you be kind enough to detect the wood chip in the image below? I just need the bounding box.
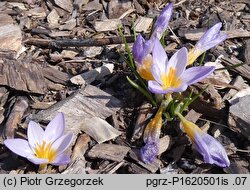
[59,19,76,31]
[31,84,121,136]
[94,19,121,32]
[43,66,71,85]
[26,7,46,19]
[87,144,130,162]
[223,76,248,101]
[108,0,132,19]
[83,46,103,58]
[185,109,202,123]
[54,0,73,12]
[0,15,25,58]
[0,59,47,94]
[243,39,250,64]
[62,134,90,174]
[229,87,250,105]
[228,95,250,139]
[205,60,232,88]
[4,97,29,139]
[0,14,13,26]
[81,117,121,144]
[82,0,102,11]
[61,50,78,59]
[47,9,60,28]
[180,29,250,41]
[31,101,57,110]
[134,17,153,33]
[0,87,9,124]
[217,55,250,80]
[158,135,171,155]
[70,63,114,85]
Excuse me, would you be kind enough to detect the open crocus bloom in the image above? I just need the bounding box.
[140,106,163,164]
[148,38,215,94]
[178,113,230,167]
[188,22,228,65]
[4,112,73,166]
[132,3,173,80]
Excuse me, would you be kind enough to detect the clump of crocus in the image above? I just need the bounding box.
[188,22,228,65]
[176,113,230,167]
[148,38,215,94]
[140,105,164,163]
[132,3,173,80]
[4,112,73,167]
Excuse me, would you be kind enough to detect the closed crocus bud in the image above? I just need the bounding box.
[151,3,173,39]
[177,113,230,168]
[140,139,159,164]
[188,22,228,65]
[140,105,164,164]
[132,35,156,80]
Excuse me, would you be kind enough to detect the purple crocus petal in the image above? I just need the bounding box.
[148,80,188,94]
[51,153,70,166]
[27,156,48,165]
[43,112,65,143]
[51,133,74,156]
[27,121,44,149]
[148,80,166,94]
[200,34,228,51]
[132,34,152,65]
[194,133,230,167]
[181,66,215,85]
[196,22,227,52]
[151,60,164,84]
[167,83,188,93]
[166,47,188,77]
[151,3,173,39]
[140,140,159,164]
[152,38,168,74]
[4,139,33,158]
[196,23,222,47]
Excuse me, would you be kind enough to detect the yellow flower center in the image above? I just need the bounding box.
[34,141,57,162]
[161,67,181,89]
[137,56,154,80]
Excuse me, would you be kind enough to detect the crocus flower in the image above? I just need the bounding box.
[132,3,173,80]
[151,2,173,39]
[188,22,228,65]
[140,106,163,164]
[140,139,159,164]
[177,113,230,167]
[133,34,155,80]
[148,38,215,94]
[4,112,73,166]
